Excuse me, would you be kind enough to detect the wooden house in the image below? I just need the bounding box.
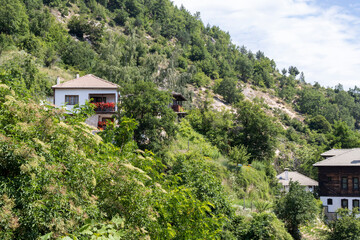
[314,148,360,219]
[171,92,187,118]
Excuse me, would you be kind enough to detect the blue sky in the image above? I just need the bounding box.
[172,0,360,89]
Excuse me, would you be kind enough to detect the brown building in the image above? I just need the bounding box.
[171,92,187,118]
[314,148,360,218]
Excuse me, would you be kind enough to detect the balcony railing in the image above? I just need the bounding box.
[171,104,185,113]
[91,102,116,112]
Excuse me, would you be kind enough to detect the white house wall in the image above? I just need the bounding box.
[320,196,360,212]
[54,89,118,111]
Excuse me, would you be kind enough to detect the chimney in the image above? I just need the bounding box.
[284,168,289,180]
[56,76,61,85]
[76,74,80,79]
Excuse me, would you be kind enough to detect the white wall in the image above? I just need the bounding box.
[320,196,360,212]
[282,185,315,193]
[54,89,119,111]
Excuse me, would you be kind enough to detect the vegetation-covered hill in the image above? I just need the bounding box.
[1,0,360,239]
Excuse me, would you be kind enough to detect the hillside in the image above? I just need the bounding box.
[1,0,360,239]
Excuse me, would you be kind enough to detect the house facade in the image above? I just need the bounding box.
[171,92,187,119]
[314,148,360,219]
[276,168,318,192]
[52,74,120,128]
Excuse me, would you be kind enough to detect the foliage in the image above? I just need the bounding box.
[187,107,234,152]
[0,84,227,239]
[0,56,53,98]
[120,81,177,151]
[228,213,292,240]
[327,208,360,240]
[228,145,250,166]
[232,100,280,161]
[99,116,138,150]
[275,181,319,240]
[0,0,29,35]
[233,165,272,200]
[215,77,243,104]
[306,115,332,133]
[2,0,359,237]
[170,152,233,217]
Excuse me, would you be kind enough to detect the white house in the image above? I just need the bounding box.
[277,168,318,192]
[52,74,120,128]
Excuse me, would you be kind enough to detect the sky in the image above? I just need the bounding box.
[171,0,360,89]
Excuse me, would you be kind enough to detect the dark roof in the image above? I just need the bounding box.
[52,74,119,89]
[172,92,187,101]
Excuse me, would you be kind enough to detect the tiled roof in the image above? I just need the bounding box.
[277,171,318,186]
[52,74,119,89]
[314,148,360,167]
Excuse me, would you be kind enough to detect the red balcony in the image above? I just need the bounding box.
[92,102,116,112]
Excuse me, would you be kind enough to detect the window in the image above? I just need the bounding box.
[327,198,333,205]
[91,97,106,103]
[65,95,79,105]
[341,199,348,208]
[327,176,332,182]
[342,177,348,190]
[354,177,359,190]
[353,199,359,209]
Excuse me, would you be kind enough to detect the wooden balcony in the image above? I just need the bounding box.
[171,104,185,113]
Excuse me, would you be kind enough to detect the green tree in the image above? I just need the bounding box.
[275,181,319,240]
[114,9,129,26]
[328,208,360,240]
[0,0,29,35]
[120,81,177,151]
[215,77,243,104]
[244,212,293,240]
[229,145,250,166]
[288,66,299,77]
[235,54,253,81]
[306,115,332,133]
[232,100,280,161]
[331,121,360,148]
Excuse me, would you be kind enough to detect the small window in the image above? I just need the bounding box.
[353,199,359,209]
[327,176,332,182]
[91,97,106,103]
[327,198,333,205]
[65,95,79,105]
[342,177,348,190]
[354,177,359,190]
[341,199,348,208]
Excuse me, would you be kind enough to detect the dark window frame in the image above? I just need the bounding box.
[354,177,359,190]
[327,198,333,205]
[353,199,360,209]
[342,177,348,190]
[91,96,106,103]
[341,199,348,208]
[65,95,79,105]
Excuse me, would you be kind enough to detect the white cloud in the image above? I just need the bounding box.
[172,0,360,89]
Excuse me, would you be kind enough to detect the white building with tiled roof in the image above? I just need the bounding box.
[277,169,318,192]
[52,74,120,128]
